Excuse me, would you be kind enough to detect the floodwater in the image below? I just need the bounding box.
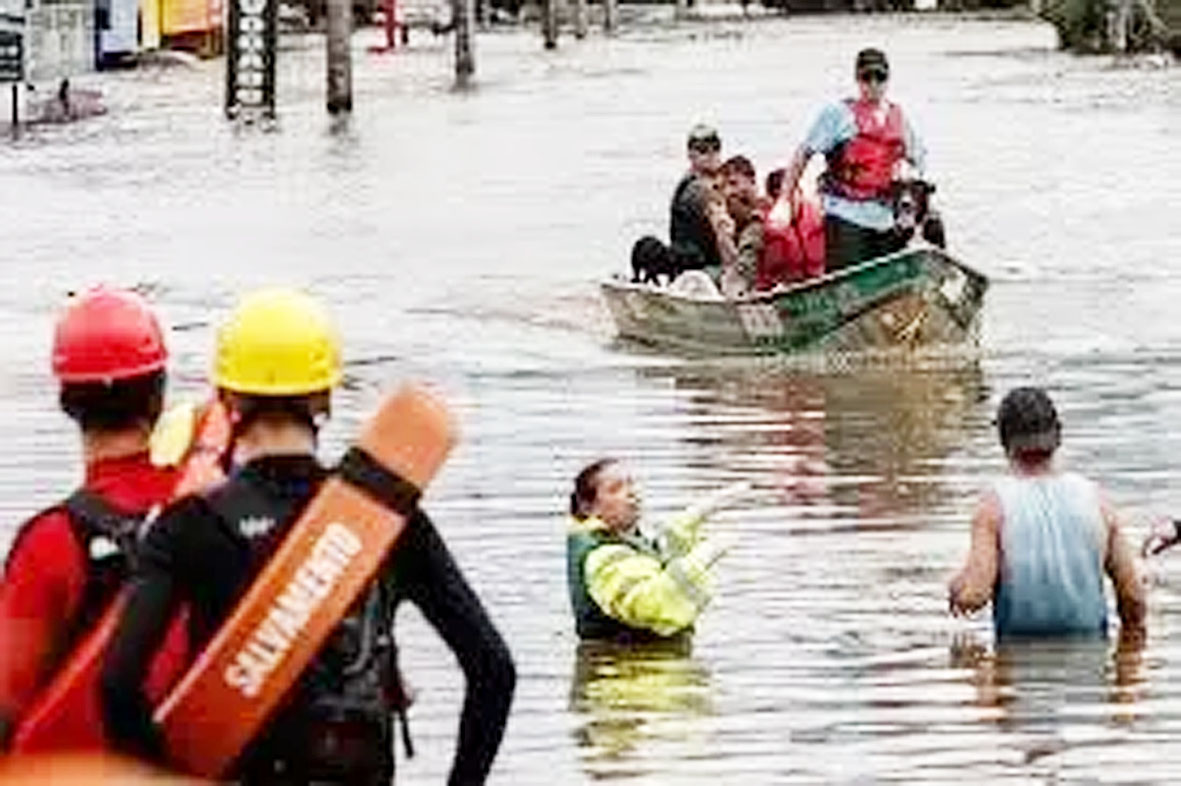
[2,10,1180,783]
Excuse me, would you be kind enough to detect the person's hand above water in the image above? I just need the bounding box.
[1141,518,1181,557]
[685,481,753,522]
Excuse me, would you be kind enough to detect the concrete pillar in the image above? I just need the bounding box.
[326,0,352,114]
[542,0,557,48]
[454,0,475,87]
[603,0,617,33]
[573,0,586,38]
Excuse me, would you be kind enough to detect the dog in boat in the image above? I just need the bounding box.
[890,178,946,249]
[630,235,680,286]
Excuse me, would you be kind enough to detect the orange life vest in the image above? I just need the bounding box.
[757,198,825,290]
[822,99,905,202]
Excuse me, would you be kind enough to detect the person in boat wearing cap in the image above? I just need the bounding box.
[669,123,727,279]
[567,458,747,641]
[777,48,927,273]
[948,387,1145,641]
[101,289,515,785]
[0,288,180,751]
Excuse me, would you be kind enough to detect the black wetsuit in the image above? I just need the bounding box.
[101,455,515,785]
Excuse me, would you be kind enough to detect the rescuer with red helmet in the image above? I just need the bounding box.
[0,287,178,750]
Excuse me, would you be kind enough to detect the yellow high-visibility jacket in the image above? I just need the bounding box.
[566,508,721,640]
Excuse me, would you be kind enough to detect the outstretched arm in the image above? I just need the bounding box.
[902,113,927,176]
[391,510,515,786]
[584,536,726,637]
[780,145,811,209]
[658,481,751,557]
[948,494,1000,616]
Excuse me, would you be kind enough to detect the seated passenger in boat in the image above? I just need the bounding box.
[715,155,764,299]
[669,124,725,277]
[631,124,725,288]
[566,459,745,642]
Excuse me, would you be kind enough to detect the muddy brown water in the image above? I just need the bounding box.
[1,12,1179,783]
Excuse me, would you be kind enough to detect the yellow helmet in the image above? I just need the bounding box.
[214,288,342,396]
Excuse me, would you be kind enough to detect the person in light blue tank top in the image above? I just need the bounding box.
[949,387,1145,642]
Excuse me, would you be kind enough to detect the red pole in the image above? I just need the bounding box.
[385,0,396,49]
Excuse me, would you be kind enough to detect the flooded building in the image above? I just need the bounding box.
[22,0,92,80]
[13,0,221,80]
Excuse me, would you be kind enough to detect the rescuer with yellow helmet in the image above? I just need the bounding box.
[102,288,515,785]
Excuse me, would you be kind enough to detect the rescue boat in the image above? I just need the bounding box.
[600,246,988,355]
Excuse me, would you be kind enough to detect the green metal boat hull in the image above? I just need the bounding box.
[600,246,988,355]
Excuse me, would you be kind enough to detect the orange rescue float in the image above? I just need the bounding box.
[156,384,455,778]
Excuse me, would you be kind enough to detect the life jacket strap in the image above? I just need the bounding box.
[338,448,420,517]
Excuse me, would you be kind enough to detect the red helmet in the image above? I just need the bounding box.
[51,287,168,383]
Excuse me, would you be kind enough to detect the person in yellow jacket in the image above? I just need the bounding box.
[566,458,747,641]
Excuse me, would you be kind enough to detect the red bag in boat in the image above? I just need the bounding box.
[757,196,826,290]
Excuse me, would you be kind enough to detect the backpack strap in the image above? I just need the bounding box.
[62,489,148,559]
[57,490,150,658]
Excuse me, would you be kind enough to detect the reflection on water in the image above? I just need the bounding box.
[569,638,712,775]
[0,11,1178,785]
[948,633,1147,760]
[643,356,987,524]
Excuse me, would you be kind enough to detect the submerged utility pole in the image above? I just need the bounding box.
[603,0,616,33]
[454,0,475,87]
[573,0,586,38]
[326,0,352,114]
[542,0,557,48]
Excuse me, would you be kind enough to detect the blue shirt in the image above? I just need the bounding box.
[802,100,927,231]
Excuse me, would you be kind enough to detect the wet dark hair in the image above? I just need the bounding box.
[59,369,166,433]
[224,391,332,437]
[996,386,1061,463]
[570,458,618,519]
[765,168,786,200]
[721,155,756,181]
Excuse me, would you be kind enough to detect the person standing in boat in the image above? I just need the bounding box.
[948,387,1145,642]
[101,288,516,784]
[777,48,927,273]
[0,288,179,751]
[567,458,746,641]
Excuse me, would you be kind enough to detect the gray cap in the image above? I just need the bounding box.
[687,123,721,151]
